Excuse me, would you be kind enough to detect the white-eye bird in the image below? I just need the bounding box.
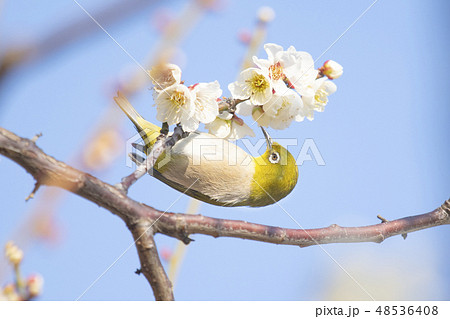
[114,93,298,207]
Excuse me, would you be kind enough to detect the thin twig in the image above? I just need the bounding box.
[117,125,187,193]
[25,182,41,202]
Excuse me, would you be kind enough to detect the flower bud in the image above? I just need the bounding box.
[257,6,275,23]
[321,60,343,79]
[2,283,20,301]
[148,63,182,91]
[27,274,44,297]
[5,241,23,266]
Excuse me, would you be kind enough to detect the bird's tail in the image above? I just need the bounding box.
[114,91,161,150]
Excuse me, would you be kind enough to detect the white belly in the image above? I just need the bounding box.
[156,132,255,205]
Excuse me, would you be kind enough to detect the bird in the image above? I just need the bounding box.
[114,92,298,207]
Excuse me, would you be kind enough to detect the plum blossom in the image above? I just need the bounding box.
[155,83,196,131]
[300,78,337,120]
[190,81,222,125]
[206,111,255,140]
[228,68,272,105]
[153,67,223,132]
[237,90,303,129]
[252,43,318,96]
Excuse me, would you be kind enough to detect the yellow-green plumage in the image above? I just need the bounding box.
[114,92,299,207]
[250,144,298,206]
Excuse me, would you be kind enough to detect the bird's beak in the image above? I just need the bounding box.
[261,127,273,151]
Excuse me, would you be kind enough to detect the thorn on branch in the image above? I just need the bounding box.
[181,236,193,245]
[377,214,408,239]
[377,215,389,223]
[30,133,42,143]
[25,182,41,201]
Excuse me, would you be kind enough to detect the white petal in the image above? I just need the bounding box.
[149,63,181,90]
[264,43,284,63]
[252,107,272,127]
[192,81,222,124]
[251,88,272,105]
[295,114,305,122]
[228,81,249,100]
[252,56,271,70]
[229,120,255,139]
[206,118,231,138]
[262,95,281,118]
[322,80,337,95]
[180,116,199,132]
[235,100,254,116]
[271,79,288,95]
[218,110,233,120]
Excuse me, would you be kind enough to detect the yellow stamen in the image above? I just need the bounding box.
[170,91,187,108]
[247,73,270,93]
[269,62,283,81]
[314,89,328,106]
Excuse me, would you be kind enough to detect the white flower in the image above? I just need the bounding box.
[238,91,303,129]
[263,92,303,129]
[301,78,337,120]
[228,68,273,105]
[149,63,181,91]
[321,60,343,79]
[205,111,255,140]
[191,81,222,125]
[155,83,197,132]
[312,79,337,112]
[253,43,318,96]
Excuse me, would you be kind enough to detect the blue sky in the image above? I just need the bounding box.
[0,0,449,300]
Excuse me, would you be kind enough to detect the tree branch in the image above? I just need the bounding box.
[128,221,174,301]
[0,127,173,300]
[0,127,449,299]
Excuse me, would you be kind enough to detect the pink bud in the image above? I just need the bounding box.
[321,60,343,79]
[27,274,44,297]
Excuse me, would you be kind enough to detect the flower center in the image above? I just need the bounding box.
[314,89,328,107]
[269,62,284,81]
[170,90,187,108]
[247,73,270,93]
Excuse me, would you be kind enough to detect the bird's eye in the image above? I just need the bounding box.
[269,151,280,164]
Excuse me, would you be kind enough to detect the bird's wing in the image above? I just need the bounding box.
[154,132,256,206]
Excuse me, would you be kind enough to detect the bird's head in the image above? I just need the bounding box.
[249,128,299,207]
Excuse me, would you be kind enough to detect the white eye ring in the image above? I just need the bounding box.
[269,151,280,164]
